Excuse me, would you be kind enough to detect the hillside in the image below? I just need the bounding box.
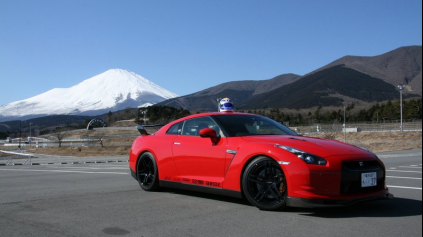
[158,73,301,112]
[241,65,412,109]
[313,46,422,95]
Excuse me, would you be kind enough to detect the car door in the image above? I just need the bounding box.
[172,116,228,187]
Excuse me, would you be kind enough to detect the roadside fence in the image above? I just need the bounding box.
[293,120,422,134]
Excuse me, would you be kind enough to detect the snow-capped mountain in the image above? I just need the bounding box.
[0,69,178,121]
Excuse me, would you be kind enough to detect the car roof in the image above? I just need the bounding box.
[173,112,255,123]
[157,112,256,133]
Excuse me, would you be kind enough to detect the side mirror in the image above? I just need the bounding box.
[199,128,220,145]
[199,128,217,138]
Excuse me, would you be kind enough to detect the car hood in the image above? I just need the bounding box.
[240,135,373,158]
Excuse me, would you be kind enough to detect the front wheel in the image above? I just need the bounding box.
[137,152,160,191]
[242,157,288,211]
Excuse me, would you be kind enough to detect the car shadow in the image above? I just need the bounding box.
[162,188,251,206]
[162,188,421,218]
[291,198,422,218]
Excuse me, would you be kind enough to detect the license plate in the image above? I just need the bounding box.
[361,172,377,187]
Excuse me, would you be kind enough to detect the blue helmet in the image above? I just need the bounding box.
[219,98,234,112]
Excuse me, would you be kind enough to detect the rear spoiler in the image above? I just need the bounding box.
[136,125,165,136]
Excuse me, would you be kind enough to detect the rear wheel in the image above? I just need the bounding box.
[242,157,288,211]
[137,152,159,191]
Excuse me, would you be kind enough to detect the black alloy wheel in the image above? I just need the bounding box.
[242,156,288,211]
[137,152,159,191]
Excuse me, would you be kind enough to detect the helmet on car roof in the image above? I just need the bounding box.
[219,98,234,112]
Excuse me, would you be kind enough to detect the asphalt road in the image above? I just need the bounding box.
[0,149,421,237]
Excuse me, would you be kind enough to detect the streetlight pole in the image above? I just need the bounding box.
[398,85,405,132]
[18,121,22,150]
[343,106,346,143]
[29,122,32,146]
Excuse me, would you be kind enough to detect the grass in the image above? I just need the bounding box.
[27,146,133,157]
[309,131,422,153]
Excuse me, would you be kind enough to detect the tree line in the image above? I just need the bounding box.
[138,106,191,124]
[137,99,421,126]
[246,99,422,125]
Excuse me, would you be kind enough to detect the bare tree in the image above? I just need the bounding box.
[82,131,106,148]
[53,128,70,148]
[92,132,106,148]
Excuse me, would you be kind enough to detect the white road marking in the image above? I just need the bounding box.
[378,153,423,159]
[386,176,422,180]
[398,166,422,169]
[0,168,128,175]
[387,170,422,173]
[45,166,129,170]
[387,185,422,190]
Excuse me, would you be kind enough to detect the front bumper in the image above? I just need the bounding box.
[287,192,394,208]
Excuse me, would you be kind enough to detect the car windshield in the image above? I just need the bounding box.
[212,114,297,137]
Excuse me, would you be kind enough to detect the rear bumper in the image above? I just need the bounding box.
[287,193,394,208]
[130,168,137,181]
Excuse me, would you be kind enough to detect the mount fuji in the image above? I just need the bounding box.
[0,69,178,122]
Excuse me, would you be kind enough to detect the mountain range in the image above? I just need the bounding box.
[0,46,421,123]
[160,46,422,111]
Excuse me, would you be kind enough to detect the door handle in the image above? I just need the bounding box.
[174,142,181,145]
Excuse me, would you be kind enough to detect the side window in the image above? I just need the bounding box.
[166,122,183,135]
[181,117,221,137]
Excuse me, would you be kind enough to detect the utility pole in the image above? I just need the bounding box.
[398,85,405,132]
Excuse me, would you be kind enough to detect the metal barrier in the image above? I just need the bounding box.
[0,151,33,166]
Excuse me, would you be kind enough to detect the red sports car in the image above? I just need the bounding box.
[129,112,393,211]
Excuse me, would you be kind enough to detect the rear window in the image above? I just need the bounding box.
[166,122,183,135]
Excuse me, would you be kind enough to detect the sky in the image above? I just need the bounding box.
[0,0,422,106]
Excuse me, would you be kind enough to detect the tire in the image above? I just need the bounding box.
[137,152,160,191]
[242,156,288,211]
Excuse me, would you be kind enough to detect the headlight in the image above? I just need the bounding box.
[275,145,327,166]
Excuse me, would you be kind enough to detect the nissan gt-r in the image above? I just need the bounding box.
[129,112,393,211]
